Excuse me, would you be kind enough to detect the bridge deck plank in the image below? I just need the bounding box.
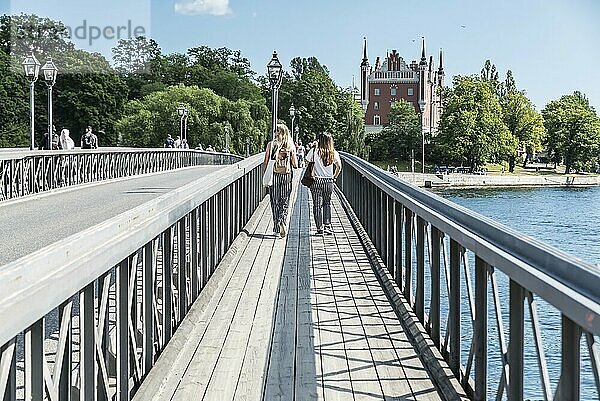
[133,179,445,401]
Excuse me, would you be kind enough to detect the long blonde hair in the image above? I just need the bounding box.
[317,132,335,166]
[274,124,293,151]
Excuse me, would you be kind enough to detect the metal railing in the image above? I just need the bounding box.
[339,152,600,401]
[0,154,266,401]
[0,149,242,202]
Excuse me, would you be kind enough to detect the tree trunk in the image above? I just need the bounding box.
[508,155,515,173]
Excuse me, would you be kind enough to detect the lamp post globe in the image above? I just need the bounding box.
[267,51,283,140]
[22,53,41,150]
[41,58,58,150]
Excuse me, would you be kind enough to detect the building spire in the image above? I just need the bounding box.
[438,48,444,72]
[420,36,427,65]
[361,37,369,67]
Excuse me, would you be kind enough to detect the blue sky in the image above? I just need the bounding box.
[3,0,600,110]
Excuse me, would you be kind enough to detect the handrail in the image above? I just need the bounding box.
[339,151,600,400]
[0,148,243,201]
[0,153,266,400]
[340,152,600,333]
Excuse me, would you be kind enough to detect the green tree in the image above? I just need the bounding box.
[542,91,600,173]
[112,36,161,74]
[0,50,28,147]
[434,76,516,170]
[501,90,546,171]
[116,84,270,153]
[368,100,420,162]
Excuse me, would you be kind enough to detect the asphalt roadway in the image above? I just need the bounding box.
[0,165,225,266]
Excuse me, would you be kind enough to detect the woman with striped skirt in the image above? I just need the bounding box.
[305,133,342,235]
[263,124,297,237]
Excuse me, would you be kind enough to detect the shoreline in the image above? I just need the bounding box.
[393,172,600,188]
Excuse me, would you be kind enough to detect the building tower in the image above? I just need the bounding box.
[360,37,370,111]
[418,37,428,129]
[437,48,445,87]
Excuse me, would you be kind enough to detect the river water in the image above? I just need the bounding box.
[436,186,600,400]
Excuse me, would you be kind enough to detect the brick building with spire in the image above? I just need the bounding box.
[360,37,445,136]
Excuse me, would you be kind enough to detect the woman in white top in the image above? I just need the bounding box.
[263,124,298,237]
[59,129,75,150]
[306,132,342,235]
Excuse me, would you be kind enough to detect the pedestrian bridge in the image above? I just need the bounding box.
[0,149,599,401]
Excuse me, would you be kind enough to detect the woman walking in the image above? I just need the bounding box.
[264,124,297,237]
[306,132,342,235]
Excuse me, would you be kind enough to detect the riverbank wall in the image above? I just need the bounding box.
[395,172,600,188]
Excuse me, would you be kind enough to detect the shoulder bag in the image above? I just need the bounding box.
[301,149,315,188]
[262,141,277,187]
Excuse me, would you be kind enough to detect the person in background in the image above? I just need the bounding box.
[297,141,305,168]
[59,129,75,150]
[174,136,181,148]
[181,138,189,149]
[305,132,342,235]
[164,134,175,148]
[263,124,297,237]
[81,126,98,149]
[39,126,59,150]
[206,145,214,152]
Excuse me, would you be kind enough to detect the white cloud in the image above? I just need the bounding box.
[175,0,232,16]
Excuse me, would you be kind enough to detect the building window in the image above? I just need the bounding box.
[373,101,379,110]
[374,115,381,125]
[408,88,414,96]
[374,88,380,96]
[391,87,397,96]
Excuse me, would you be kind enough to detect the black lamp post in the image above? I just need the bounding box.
[177,103,188,145]
[289,103,296,142]
[41,58,58,150]
[224,125,230,153]
[267,51,283,140]
[419,100,426,174]
[22,53,40,150]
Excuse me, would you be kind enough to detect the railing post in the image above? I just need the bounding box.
[178,218,188,319]
[386,195,394,274]
[191,208,199,300]
[162,228,173,343]
[1,339,16,401]
[557,315,581,400]
[143,243,155,374]
[508,279,525,401]
[474,257,488,401]
[79,282,96,400]
[24,320,43,401]
[200,203,208,288]
[404,207,413,302]
[448,238,461,379]
[116,259,130,401]
[415,216,425,323]
[430,226,441,347]
[394,201,403,289]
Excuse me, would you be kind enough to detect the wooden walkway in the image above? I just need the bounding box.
[133,180,447,401]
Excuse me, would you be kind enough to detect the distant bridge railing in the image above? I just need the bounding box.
[339,152,600,401]
[0,148,242,202]
[0,154,265,401]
